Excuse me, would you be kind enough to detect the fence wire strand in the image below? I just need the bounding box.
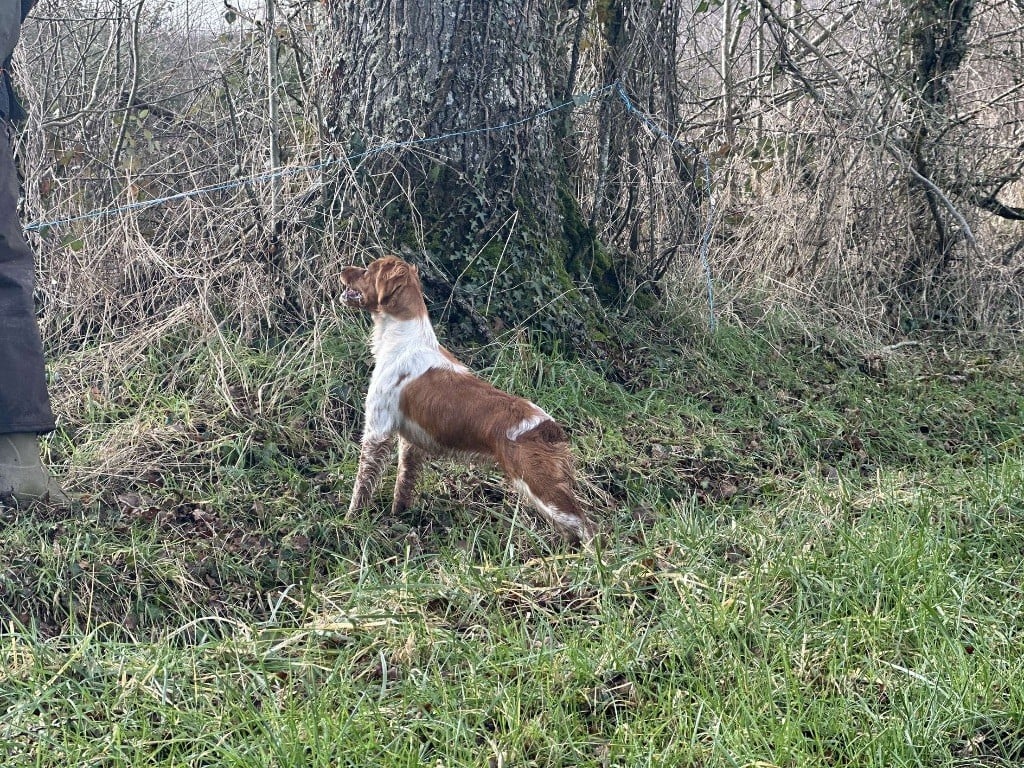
[24,81,717,330]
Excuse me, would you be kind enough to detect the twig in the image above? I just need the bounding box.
[110,0,144,170]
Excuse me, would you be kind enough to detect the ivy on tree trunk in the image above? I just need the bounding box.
[323,0,620,351]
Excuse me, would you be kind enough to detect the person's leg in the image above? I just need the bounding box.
[0,122,68,505]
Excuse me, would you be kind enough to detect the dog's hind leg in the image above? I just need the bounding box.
[347,434,395,516]
[392,437,426,516]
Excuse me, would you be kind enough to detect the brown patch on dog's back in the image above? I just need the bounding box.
[521,420,567,444]
[400,367,541,456]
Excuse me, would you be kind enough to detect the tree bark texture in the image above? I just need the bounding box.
[324,0,618,349]
[898,0,976,322]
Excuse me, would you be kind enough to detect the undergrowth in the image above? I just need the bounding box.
[1,310,1022,767]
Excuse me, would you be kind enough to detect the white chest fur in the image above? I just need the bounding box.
[362,315,465,441]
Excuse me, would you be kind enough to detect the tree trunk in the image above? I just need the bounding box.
[897,0,975,324]
[323,0,619,350]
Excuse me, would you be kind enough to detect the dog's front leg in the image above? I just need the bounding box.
[347,433,395,516]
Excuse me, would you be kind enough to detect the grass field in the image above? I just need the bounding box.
[1,311,1022,767]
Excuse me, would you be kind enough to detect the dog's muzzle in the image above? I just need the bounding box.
[341,288,364,306]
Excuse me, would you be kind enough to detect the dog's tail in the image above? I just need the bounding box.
[499,423,596,543]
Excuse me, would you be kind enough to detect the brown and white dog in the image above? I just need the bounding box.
[339,255,596,543]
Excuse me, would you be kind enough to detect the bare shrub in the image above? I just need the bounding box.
[661,0,1024,334]
[12,0,1024,389]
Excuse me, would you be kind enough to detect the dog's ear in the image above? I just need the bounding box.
[374,262,408,308]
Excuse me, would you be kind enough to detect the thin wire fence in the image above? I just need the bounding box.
[24,81,719,330]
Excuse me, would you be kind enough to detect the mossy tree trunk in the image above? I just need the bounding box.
[323,0,621,350]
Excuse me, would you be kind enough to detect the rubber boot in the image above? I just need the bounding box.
[0,433,71,506]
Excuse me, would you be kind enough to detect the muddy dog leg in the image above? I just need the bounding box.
[347,434,395,516]
[392,438,427,516]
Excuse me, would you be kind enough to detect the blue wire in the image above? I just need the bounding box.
[23,84,617,233]
[23,80,715,330]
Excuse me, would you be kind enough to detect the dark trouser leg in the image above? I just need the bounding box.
[0,122,54,435]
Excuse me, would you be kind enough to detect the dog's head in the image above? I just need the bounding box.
[340,256,424,319]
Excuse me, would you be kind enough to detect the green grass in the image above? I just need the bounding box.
[2,313,1023,766]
